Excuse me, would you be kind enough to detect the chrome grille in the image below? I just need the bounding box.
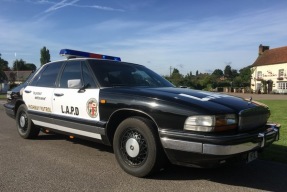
[238,106,270,131]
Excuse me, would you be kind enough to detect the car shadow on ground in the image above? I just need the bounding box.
[36,132,114,153]
[35,132,66,140]
[151,158,287,191]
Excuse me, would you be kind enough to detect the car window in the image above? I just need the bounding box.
[88,60,174,88]
[59,61,82,88]
[30,62,63,87]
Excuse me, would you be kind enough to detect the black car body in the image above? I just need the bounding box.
[3,49,280,177]
[5,71,36,119]
[98,87,279,167]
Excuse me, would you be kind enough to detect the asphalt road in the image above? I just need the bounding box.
[0,106,287,192]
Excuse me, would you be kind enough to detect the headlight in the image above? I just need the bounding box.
[184,114,237,132]
[7,91,12,99]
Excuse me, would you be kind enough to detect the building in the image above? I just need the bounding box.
[4,70,33,85]
[251,45,287,94]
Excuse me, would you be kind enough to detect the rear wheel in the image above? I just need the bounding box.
[16,104,40,139]
[113,117,164,177]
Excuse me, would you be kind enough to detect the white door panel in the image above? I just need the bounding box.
[23,86,54,114]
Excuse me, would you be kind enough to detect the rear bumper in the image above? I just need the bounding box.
[159,123,280,166]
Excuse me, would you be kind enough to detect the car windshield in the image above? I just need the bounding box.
[88,60,174,88]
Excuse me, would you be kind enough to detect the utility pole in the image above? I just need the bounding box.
[169,66,173,77]
[15,52,18,82]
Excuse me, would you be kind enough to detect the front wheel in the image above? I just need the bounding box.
[16,104,40,139]
[113,117,164,177]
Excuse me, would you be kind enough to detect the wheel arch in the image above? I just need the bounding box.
[106,109,159,145]
[14,100,25,116]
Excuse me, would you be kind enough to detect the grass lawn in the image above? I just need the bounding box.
[258,100,287,164]
[0,94,6,100]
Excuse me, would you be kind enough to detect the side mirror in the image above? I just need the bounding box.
[67,79,82,89]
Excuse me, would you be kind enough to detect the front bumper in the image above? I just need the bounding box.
[160,123,280,166]
[4,103,16,119]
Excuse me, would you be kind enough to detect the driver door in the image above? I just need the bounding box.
[52,60,101,138]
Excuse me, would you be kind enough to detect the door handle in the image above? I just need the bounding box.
[54,93,64,97]
[25,90,31,93]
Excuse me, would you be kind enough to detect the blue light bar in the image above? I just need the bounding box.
[59,49,121,61]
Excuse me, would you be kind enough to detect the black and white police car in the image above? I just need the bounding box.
[4,49,280,177]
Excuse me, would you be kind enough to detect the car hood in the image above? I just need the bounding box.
[101,87,264,114]
[11,83,27,93]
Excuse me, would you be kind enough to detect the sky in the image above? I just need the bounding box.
[1,0,287,75]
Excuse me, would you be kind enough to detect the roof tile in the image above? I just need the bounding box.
[4,71,32,82]
[252,46,287,66]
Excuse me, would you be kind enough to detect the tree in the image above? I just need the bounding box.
[162,64,254,91]
[212,69,223,77]
[13,59,26,71]
[231,69,239,79]
[239,66,252,84]
[224,65,232,79]
[170,68,184,86]
[9,72,17,84]
[0,53,9,70]
[12,60,36,71]
[0,53,10,81]
[233,76,243,87]
[25,63,37,71]
[185,71,193,80]
[198,74,213,90]
[40,46,51,66]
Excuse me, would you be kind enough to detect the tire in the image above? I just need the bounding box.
[16,104,40,139]
[113,117,164,177]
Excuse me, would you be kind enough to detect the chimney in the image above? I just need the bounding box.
[259,44,269,55]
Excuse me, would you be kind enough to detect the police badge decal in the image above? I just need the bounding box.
[86,98,98,118]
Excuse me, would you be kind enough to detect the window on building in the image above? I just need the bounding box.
[278,82,287,89]
[278,69,284,77]
[257,71,262,79]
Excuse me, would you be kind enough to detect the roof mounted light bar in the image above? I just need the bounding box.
[59,49,121,61]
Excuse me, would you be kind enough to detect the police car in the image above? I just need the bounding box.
[4,49,280,177]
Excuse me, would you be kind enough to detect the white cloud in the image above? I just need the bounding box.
[28,0,124,14]
[43,0,79,13]
[72,4,124,12]
[27,0,125,21]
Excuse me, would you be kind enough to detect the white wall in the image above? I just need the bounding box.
[0,83,9,93]
[251,63,287,93]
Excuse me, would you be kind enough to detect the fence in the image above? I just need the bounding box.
[0,83,9,93]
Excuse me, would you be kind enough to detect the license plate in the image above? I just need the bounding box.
[247,151,258,163]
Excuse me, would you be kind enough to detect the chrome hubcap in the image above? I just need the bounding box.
[20,115,26,127]
[125,138,140,157]
[120,128,148,166]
